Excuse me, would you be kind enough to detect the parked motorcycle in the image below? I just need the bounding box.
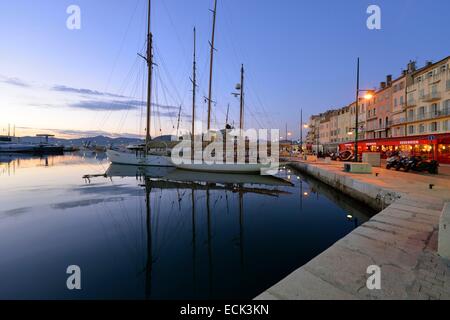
[386,152,401,169]
[405,156,439,174]
[394,156,410,171]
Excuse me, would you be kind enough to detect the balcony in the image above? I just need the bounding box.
[406,98,417,107]
[406,108,450,123]
[389,118,407,126]
[420,91,441,102]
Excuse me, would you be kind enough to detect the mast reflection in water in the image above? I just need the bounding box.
[0,154,374,300]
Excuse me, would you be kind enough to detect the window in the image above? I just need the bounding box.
[445,100,450,111]
[418,106,425,119]
[431,84,438,94]
[400,96,404,105]
[419,124,425,133]
[394,98,398,107]
[408,125,415,134]
[431,103,439,116]
[430,122,438,132]
[408,110,414,121]
[443,120,449,131]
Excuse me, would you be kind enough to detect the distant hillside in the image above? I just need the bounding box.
[16,135,175,146]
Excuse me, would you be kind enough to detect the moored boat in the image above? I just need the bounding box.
[107,0,173,167]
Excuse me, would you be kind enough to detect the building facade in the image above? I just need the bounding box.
[390,74,407,137]
[404,57,450,138]
[365,75,393,140]
[308,55,450,164]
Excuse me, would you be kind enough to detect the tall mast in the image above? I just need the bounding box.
[206,0,218,131]
[239,64,244,130]
[145,0,153,152]
[191,27,197,139]
[225,103,230,127]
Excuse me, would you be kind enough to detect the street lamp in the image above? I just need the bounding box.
[354,58,375,163]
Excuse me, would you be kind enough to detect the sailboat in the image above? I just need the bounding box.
[106,0,172,167]
[174,1,275,174]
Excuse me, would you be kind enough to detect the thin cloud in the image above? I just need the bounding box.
[51,85,125,98]
[0,76,30,87]
[69,99,144,111]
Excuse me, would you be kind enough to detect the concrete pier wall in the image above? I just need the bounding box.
[256,161,450,300]
[289,162,401,211]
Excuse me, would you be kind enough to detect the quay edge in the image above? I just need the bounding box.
[256,160,450,300]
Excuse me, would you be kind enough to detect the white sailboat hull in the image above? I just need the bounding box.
[107,150,173,167]
[175,162,273,174]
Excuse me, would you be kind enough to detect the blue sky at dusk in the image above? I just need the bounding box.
[1,0,449,138]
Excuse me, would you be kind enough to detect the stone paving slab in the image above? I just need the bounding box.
[255,160,450,300]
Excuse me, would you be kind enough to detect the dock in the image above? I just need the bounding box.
[256,160,450,300]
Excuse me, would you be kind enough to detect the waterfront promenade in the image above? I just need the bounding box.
[256,160,450,300]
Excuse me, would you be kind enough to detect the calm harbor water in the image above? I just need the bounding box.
[0,153,374,300]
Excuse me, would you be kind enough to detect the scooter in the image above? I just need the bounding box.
[394,156,410,171]
[405,156,439,174]
[386,152,401,170]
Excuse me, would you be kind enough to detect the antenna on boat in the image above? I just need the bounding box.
[206,0,218,131]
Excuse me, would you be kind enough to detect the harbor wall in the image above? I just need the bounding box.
[289,162,401,211]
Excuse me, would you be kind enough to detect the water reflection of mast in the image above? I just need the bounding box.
[206,184,213,298]
[144,178,153,299]
[238,185,244,269]
[191,187,196,294]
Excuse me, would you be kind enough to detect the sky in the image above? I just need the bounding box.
[1,0,450,139]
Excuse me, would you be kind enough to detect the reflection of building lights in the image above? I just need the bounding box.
[297,176,300,180]
[347,214,353,220]
[287,175,291,180]
[303,192,309,196]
